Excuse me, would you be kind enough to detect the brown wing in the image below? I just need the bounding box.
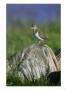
[39,31,44,38]
[39,30,48,39]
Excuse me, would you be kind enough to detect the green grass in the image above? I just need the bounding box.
[7,21,60,58]
[6,21,61,86]
[7,72,57,86]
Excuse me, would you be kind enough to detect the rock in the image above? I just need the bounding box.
[7,44,60,81]
[55,48,61,70]
[56,53,61,70]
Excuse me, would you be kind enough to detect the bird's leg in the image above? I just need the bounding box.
[38,40,43,45]
[38,40,45,46]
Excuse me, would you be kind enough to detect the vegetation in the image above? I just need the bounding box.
[6,21,61,86]
[7,72,60,86]
[7,21,60,58]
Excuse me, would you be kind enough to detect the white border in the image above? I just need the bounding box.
[0,0,67,90]
[2,0,61,4]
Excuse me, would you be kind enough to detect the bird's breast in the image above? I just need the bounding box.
[35,32,44,41]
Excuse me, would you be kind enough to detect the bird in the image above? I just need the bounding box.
[31,24,48,43]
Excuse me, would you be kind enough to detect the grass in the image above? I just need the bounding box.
[7,21,60,58]
[7,72,58,86]
[6,21,61,86]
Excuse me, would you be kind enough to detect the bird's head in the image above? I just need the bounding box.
[31,24,34,27]
[31,24,37,32]
[31,24,36,27]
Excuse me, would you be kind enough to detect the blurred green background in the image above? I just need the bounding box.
[7,21,60,58]
[6,4,61,58]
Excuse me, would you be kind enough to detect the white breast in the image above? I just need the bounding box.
[35,32,44,41]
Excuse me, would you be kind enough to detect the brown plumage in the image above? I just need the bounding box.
[31,24,48,41]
